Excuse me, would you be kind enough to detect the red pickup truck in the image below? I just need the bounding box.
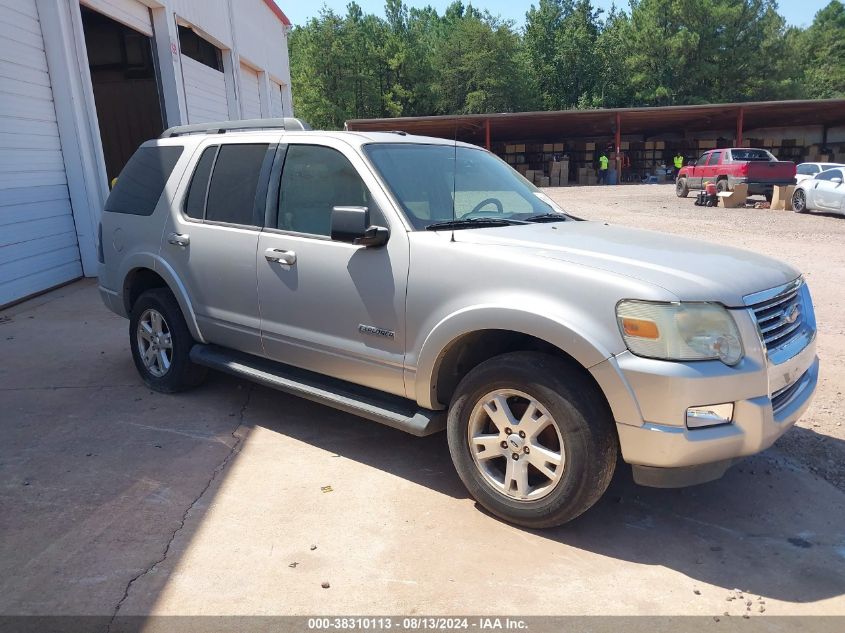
[676,148,796,201]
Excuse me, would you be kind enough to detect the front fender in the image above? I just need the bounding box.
[413,304,617,409]
[118,252,205,343]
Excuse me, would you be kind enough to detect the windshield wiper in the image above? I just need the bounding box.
[524,213,570,223]
[425,217,526,231]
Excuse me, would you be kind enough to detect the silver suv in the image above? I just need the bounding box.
[98,119,818,527]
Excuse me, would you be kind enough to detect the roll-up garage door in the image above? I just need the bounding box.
[181,55,229,124]
[81,0,152,36]
[240,63,262,119]
[269,80,284,118]
[0,0,82,306]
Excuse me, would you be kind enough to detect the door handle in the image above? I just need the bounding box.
[167,233,190,247]
[264,248,296,266]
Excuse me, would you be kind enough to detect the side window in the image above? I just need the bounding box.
[105,145,183,215]
[205,144,271,225]
[696,153,709,165]
[816,169,842,181]
[796,164,816,176]
[707,151,722,166]
[184,146,217,219]
[277,145,371,236]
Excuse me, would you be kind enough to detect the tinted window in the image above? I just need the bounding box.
[696,153,709,165]
[816,169,843,181]
[105,145,183,215]
[731,149,775,161]
[205,144,270,226]
[184,146,217,219]
[278,145,370,236]
[707,151,722,166]
[797,164,818,175]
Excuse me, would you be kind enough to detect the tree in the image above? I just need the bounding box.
[799,1,845,98]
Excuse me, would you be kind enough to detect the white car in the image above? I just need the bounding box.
[792,166,845,214]
[795,162,844,184]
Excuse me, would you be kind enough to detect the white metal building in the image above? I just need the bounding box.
[0,0,294,307]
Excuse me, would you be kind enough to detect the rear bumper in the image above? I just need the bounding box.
[98,284,126,318]
[727,176,793,195]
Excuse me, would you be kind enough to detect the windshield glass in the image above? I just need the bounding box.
[364,143,564,230]
[730,149,776,161]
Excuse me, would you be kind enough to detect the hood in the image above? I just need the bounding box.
[453,221,799,306]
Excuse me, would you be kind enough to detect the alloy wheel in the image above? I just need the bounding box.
[467,389,565,501]
[136,308,173,377]
[793,190,806,212]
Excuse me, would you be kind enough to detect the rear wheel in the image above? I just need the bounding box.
[446,352,618,528]
[792,189,807,213]
[129,288,207,393]
[675,178,689,198]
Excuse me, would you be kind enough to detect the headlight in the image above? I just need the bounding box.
[616,300,743,365]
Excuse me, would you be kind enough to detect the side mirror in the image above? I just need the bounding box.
[832,177,843,185]
[331,206,389,247]
[687,160,697,166]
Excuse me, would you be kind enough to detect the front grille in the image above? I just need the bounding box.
[749,283,804,351]
[771,368,810,414]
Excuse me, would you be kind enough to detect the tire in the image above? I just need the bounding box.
[129,288,207,393]
[446,351,618,528]
[792,188,807,213]
[675,178,689,198]
[716,179,730,194]
[764,189,773,203]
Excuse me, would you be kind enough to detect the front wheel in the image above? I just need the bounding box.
[675,178,689,198]
[792,189,807,213]
[446,352,618,528]
[716,179,730,194]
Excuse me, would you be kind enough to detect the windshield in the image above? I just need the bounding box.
[730,149,776,161]
[364,143,565,230]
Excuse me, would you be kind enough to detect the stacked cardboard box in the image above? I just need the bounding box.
[577,166,596,185]
[548,160,568,186]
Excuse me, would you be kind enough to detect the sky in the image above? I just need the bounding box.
[278,0,831,29]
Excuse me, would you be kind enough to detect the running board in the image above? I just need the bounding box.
[190,344,446,437]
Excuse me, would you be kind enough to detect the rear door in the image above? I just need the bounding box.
[704,150,722,184]
[689,152,711,188]
[162,136,278,354]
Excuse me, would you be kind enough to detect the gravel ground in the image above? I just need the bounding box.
[546,183,845,492]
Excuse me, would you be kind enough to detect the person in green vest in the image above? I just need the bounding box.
[598,152,609,184]
[673,152,684,176]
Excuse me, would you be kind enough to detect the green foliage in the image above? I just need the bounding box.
[798,1,845,98]
[288,0,843,127]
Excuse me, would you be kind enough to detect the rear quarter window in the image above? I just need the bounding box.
[105,145,184,216]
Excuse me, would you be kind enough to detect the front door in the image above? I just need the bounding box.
[164,139,277,355]
[257,140,409,397]
[813,169,844,210]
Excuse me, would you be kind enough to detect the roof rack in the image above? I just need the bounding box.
[160,117,312,138]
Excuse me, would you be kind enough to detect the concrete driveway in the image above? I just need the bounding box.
[2,189,844,620]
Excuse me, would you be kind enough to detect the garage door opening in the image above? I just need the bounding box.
[81,7,164,184]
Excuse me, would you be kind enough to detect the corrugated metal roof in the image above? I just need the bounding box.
[346,99,845,144]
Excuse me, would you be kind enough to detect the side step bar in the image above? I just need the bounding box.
[190,344,446,437]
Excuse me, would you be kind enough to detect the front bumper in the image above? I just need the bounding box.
[593,298,818,487]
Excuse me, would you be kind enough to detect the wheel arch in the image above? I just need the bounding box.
[414,307,616,410]
[121,256,205,343]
